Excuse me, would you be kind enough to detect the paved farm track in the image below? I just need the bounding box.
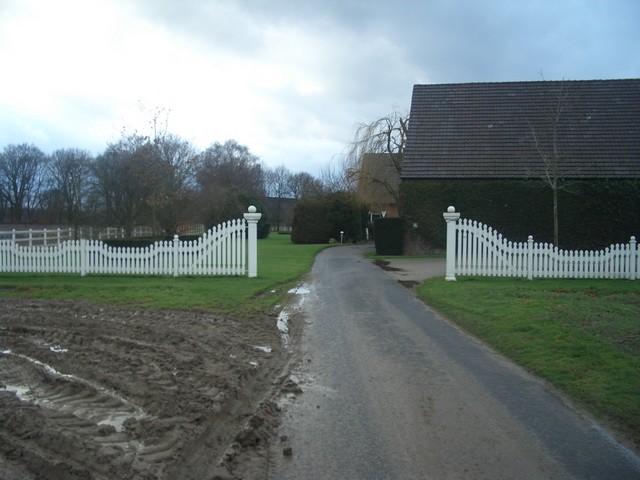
[270,245,640,480]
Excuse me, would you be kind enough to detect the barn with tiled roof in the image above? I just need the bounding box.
[399,79,640,250]
[402,79,640,180]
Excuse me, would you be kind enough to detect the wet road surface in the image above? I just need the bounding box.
[269,245,640,480]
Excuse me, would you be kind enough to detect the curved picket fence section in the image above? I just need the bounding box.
[443,207,638,281]
[0,208,262,277]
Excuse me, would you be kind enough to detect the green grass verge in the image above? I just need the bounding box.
[416,276,640,443]
[0,234,329,317]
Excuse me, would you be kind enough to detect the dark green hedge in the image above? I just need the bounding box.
[102,238,161,248]
[102,235,205,248]
[291,192,366,244]
[399,179,640,250]
[373,218,404,255]
[291,198,333,243]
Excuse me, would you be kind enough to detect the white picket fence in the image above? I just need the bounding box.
[0,207,262,277]
[0,224,206,246]
[443,207,638,281]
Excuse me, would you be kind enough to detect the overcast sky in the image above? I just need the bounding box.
[1,0,638,175]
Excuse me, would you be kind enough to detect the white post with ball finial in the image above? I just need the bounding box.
[443,206,460,281]
[244,206,262,278]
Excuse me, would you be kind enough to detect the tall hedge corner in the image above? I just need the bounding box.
[373,217,404,255]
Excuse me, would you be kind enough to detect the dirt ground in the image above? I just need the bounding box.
[0,296,304,480]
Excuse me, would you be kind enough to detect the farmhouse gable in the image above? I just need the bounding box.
[355,153,401,217]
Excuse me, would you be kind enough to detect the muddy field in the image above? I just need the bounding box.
[0,296,303,479]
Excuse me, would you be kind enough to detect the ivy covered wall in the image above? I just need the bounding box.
[399,179,640,251]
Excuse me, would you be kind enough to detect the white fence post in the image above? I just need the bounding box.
[80,239,87,276]
[173,235,180,277]
[527,235,534,280]
[443,206,461,281]
[630,236,637,281]
[244,206,262,278]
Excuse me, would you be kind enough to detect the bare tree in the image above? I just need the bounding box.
[92,135,152,236]
[154,134,197,190]
[117,106,200,234]
[288,171,324,199]
[148,133,198,234]
[0,143,47,222]
[345,110,408,202]
[195,139,265,227]
[319,157,354,193]
[48,148,93,234]
[528,81,572,246]
[196,140,264,195]
[265,165,293,199]
[0,183,7,221]
[264,165,293,231]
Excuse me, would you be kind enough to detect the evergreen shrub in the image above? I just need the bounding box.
[373,217,404,255]
[291,192,365,244]
[102,238,159,248]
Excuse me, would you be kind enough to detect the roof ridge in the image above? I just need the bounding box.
[413,78,640,88]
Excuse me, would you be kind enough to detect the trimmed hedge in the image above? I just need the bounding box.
[291,192,366,244]
[399,179,640,250]
[291,198,333,244]
[102,238,161,248]
[373,218,404,255]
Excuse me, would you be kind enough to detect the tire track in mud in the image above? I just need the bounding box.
[2,348,146,428]
[0,298,291,479]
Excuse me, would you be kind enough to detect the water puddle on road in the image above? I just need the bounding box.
[276,284,312,348]
[288,286,311,296]
[277,310,291,347]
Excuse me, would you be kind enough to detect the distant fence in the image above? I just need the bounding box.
[443,207,638,281]
[0,208,262,277]
[0,224,206,246]
[176,224,205,236]
[270,224,292,233]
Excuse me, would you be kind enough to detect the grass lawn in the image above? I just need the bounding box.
[0,233,329,316]
[416,276,640,445]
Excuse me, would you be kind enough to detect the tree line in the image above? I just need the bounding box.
[0,108,411,243]
[0,133,334,237]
